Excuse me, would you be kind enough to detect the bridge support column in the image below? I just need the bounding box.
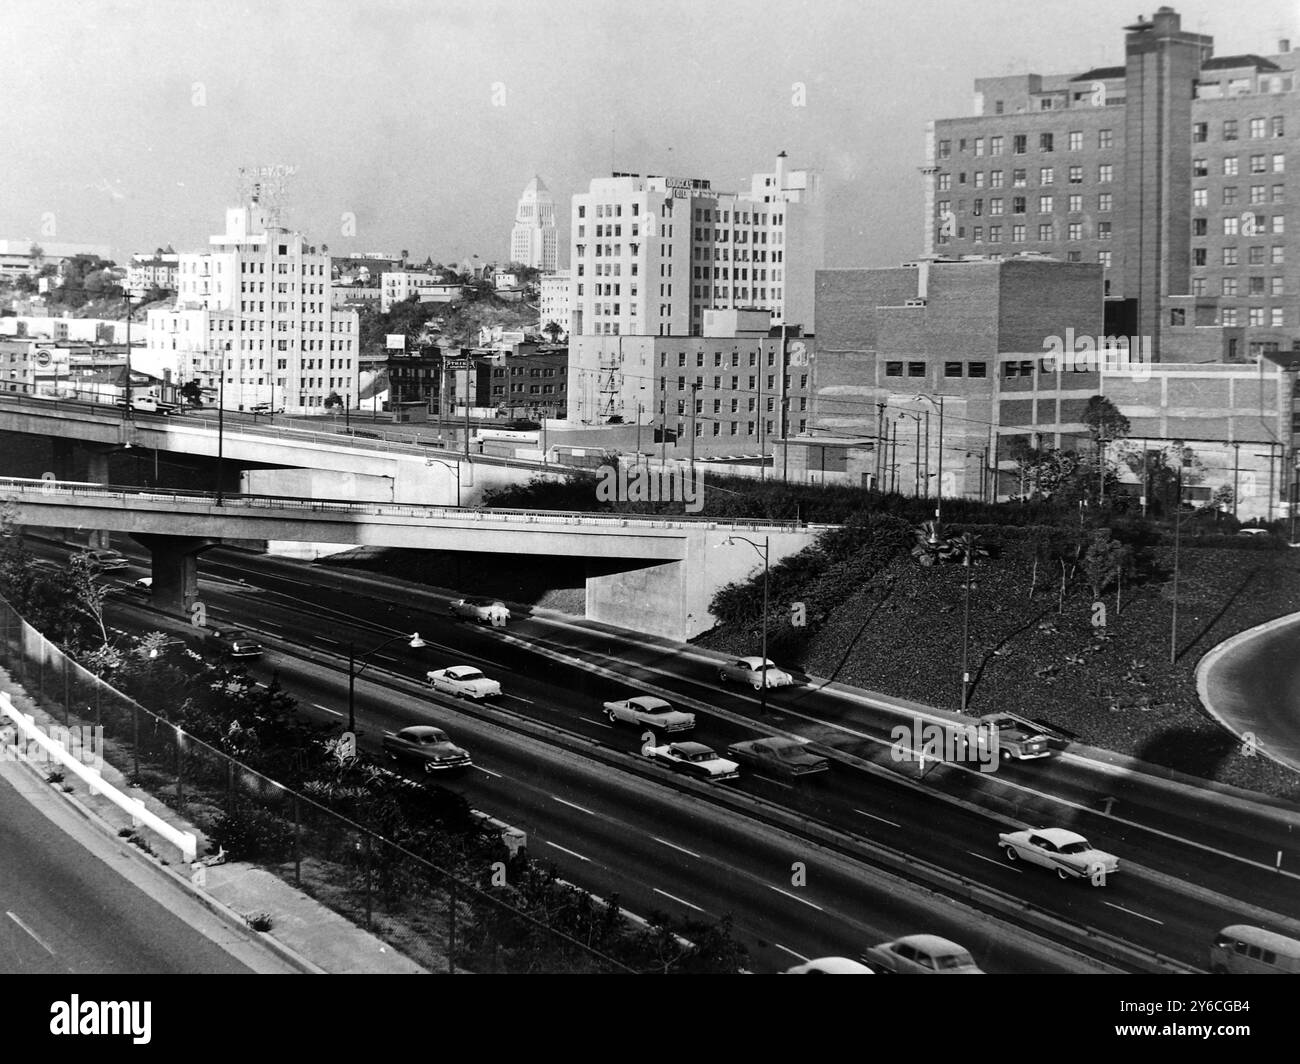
[83,448,112,549]
[586,559,706,642]
[131,534,219,619]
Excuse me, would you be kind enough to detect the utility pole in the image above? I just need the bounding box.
[889,419,898,493]
[757,344,764,482]
[876,402,887,490]
[216,369,225,506]
[122,292,134,420]
[635,402,642,462]
[1232,442,1240,519]
[1170,462,1183,664]
[463,355,472,459]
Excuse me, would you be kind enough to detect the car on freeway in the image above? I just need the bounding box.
[426,665,502,700]
[644,741,740,781]
[74,549,129,572]
[1237,527,1269,536]
[382,725,472,773]
[783,957,874,974]
[603,694,695,732]
[979,712,1053,761]
[207,627,264,658]
[126,576,153,596]
[447,597,511,626]
[997,827,1119,884]
[717,656,795,690]
[863,935,984,974]
[726,736,829,779]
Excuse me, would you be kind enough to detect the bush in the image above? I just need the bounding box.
[210,804,295,862]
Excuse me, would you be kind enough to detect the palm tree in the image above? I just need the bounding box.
[910,519,957,566]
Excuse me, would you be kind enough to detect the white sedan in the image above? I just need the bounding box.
[998,827,1119,885]
[426,665,502,700]
[645,742,740,781]
[448,598,511,627]
[864,935,983,974]
[603,695,695,732]
[718,656,795,690]
[783,957,874,975]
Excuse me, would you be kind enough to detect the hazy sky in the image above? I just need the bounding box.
[2,0,1295,269]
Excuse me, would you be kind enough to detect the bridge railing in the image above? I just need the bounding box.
[0,476,812,532]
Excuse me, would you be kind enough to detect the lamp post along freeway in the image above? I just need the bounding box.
[718,534,771,715]
[347,632,427,735]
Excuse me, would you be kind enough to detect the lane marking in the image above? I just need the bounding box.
[774,942,810,962]
[6,912,54,955]
[855,809,900,828]
[578,717,614,729]
[473,766,502,779]
[258,621,284,631]
[769,885,824,912]
[653,888,704,913]
[969,851,1020,871]
[752,774,795,790]
[545,841,590,863]
[318,638,342,646]
[500,693,534,706]
[651,836,701,859]
[1104,901,1164,925]
[552,796,597,817]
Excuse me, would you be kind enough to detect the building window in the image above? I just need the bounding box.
[885,361,903,377]
[1098,128,1114,150]
[1249,245,1265,264]
[1098,193,1113,211]
[1224,217,1240,235]
[1038,223,1053,240]
[1193,158,1208,176]
[1040,167,1054,184]
[989,198,1004,215]
[1250,185,1267,204]
[1193,218,1208,235]
[1251,154,1267,173]
[990,135,1003,154]
[1192,277,1206,295]
[1013,168,1027,186]
[989,225,1002,242]
[1272,245,1285,264]
[1012,196,1026,214]
[1272,308,1285,326]
[1068,130,1082,151]
[1039,132,1054,152]
[1271,276,1284,295]
[1193,247,1207,265]
[967,362,987,378]
[944,361,963,377]
[990,169,1004,187]
[1223,247,1239,266]
[972,226,984,243]
[1224,157,1239,176]
[1068,165,1083,184]
[1224,119,1238,140]
[1273,215,1285,233]
[938,139,951,159]
[1068,222,1082,241]
[974,171,986,188]
[1274,153,1286,172]
[1273,183,1286,202]
[1099,250,1112,268]
[1170,309,1186,325]
[1013,134,1027,154]
[1249,307,1265,327]
[1038,194,1053,212]
[1250,117,1267,139]
[938,174,951,191]
[1098,164,1113,183]
[1193,122,1208,143]
[1222,308,1238,326]
[1097,221,1112,239]
[973,137,985,157]
[908,362,926,377]
[1222,278,1238,296]
[1011,224,1026,242]
[1068,193,1082,212]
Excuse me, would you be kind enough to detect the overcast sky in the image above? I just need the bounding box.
[2,0,1294,269]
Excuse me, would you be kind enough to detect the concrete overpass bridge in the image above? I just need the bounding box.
[0,393,549,508]
[1,476,823,641]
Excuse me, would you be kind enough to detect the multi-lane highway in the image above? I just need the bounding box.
[38,537,1300,973]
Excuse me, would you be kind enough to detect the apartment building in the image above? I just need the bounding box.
[125,250,179,296]
[145,200,358,413]
[539,269,571,338]
[380,271,464,312]
[569,153,823,340]
[925,6,1300,363]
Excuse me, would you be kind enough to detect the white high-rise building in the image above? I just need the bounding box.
[568,153,823,340]
[539,270,572,339]
[146,200,358,413]
[509,176,558,271]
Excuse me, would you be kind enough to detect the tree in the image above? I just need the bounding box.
[180,380,205,407]
[1081,395,1130,447]
[1008,441,1080,500]
[323,390,343,409]
[64,552,112,647]
[542,321,563,344]
[1081,529,1129,601]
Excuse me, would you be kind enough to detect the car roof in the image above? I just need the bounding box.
[672,742,713,755]
[888,934,970,956]
[398,725,448,740]
[736,656,767,666]
[792,957,874,974]
[629,696,672,709]
[445,665,481,676]
[1219,925,1300,957]
[1032,828,1090,847]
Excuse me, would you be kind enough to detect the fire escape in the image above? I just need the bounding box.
[597,344,622,421]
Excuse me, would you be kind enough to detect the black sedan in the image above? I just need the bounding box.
[382,726,472,773]
[725,737,830,779]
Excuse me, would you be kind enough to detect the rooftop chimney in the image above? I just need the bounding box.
[1281,38,1292,52]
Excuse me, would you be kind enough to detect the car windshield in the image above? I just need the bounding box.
[935,951,975,970]
[1058,841,1091,855]
[687,751,714,762]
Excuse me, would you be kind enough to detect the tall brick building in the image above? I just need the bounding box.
[925,6,1300,364]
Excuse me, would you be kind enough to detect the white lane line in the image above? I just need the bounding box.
[1104,901,1164,925]
[969,851,1020,871]
[6,912,54,955]
[552,796,598,817]
[545,841,590,863]
[774,942,810,962]
[651,836,701,859]
[318,638,342,646]
[769,885,824,912]
[374,654,403,666]
[753,774,794,790]
[474,766,502,779]
[253,681,267,688]
[578,717,614,729]
[653,888,704,913]
[310,703,344,718]
[855,809,900,828]
[502,694,534,705]
[258,621,284,631]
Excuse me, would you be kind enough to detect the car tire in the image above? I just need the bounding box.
[752,682,763,691]
[1002,845,1017,862]
[1000,748,1011,761]
[606,709,618,724]
[1057,867,1071,881]
[718,671,728,684]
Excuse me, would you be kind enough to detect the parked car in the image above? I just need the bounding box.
[207,627,264,658]
[717,656,795,690]
[447,598,511,626]
[979,712,1053,761]
[426,665,501,700]
[382,725,472,773]
[998,827,1119,884]
[74,549,129,572]
[644,741,740,781]
[603,694,695,732]
[864,935,983,974]
[783,957,874,974]
[726,736,829,778]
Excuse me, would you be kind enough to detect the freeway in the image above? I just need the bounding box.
[39,538,1300,971]
[0,754,295,974]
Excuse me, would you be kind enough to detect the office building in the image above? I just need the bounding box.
[510,176,559,272]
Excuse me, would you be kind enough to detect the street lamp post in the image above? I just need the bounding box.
[216,369,225,507]
[1170,461,1184,665]
[426,457,462,507]
[960,547,973,711]
[915,394,945,518]
[719,535,771,715]
[347,632,427,734]
[898,412,922,496]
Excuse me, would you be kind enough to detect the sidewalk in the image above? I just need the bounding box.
[0,666,426,975]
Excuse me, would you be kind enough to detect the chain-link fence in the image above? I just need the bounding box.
[0,593,631,973]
